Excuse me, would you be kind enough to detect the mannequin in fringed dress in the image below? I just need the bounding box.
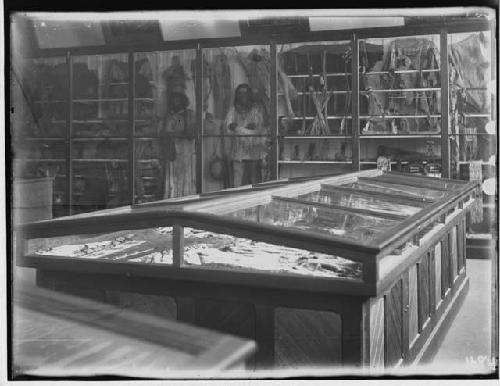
[225,84,267,186]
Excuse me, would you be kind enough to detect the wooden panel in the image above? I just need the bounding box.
[119,293,177,320]
[369,297,384,368]
[417,253,430,331]
[255,304,275,369]
[384,279,403,367]
[428,249,436,315]
[434,243,442,306]
[441,237,450,297]
[450,227,458,281]
[408,265,419,347]
[195,299,256,341]
[274,307,342,368]
[457,220,465,271]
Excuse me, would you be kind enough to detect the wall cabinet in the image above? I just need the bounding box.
[12,23,495,226]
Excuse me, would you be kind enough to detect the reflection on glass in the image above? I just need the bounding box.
[202,46,272,192]
[226,199,397,243]
[13,56,68,217]
[182,228,362,279]
[71,54,129,213]
[134,50,197,203]
[278,41,352,136]
[344,181,447,200]
[298,190,421,217]
[359,36,441,136]
[28,226,362,279]
[30,227,174,265]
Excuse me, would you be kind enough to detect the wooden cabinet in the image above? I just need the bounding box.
[16,171,480,370]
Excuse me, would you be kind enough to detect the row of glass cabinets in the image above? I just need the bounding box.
[12,30,495,222]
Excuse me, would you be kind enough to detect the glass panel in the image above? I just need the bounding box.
[182,228,362,279]
[134,50,197,203]
[343,181,447,200]
[448,31,496,236]
[12,56,68,217]
[202,45,272,192]
[28,227,174,265]
[359,35,441,135]
[277,41,353,180]
[224,199,398,243]
[298,190,421,217]
[71,53,130,213]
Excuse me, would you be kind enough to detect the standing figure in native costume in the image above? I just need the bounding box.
[225,84,267,186]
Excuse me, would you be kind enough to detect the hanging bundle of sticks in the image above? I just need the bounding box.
[306,63,330,136]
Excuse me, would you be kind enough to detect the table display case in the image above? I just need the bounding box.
[15,170,480,370]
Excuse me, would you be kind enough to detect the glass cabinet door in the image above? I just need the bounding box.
[277,41,353,178]
[71,54,130,214]
[201,45,272,193]
[134,49,197,203]
[448,30,496,235]
[12,57,68,217]
[358,35,442,176]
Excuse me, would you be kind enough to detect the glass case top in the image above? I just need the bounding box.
[225,198,399,244]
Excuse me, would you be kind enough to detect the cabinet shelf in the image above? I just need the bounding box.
[23,137,65,141]
[286,72,351,78]
[360,134,441,139]
[278,160,352,164]
[72,159,128,163]
[73,98,128,103]
[361,88,440,93]
[281,136,351,139]
[16,158,65,162]
[360,115,441,119]
[288,116,353,120]
[363,69,440,75]
[72,137,128,141]
[73,119,129,123]
[279,90,351,96]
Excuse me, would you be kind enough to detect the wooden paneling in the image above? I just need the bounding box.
[417,253,431,331]
[385,279,403,367]
[457,220,465,271]
[428,249,436,315]
[274,307,342,368]
[119,293,177,320]
[441,237,450,297]
[435,243,442,306]
[408,265,419,347]
[195,299,256,341]
[369,297,385,368]
[450,227,458,281]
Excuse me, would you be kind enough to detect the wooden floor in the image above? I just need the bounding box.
[400,259,495,375]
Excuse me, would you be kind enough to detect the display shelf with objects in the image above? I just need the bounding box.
[11,55,68,217]
[447,30,496,258]
[16,170,480,370]
[70,53,131,214]
[277,40,354,179]
[11,17,495,222]
[357,34,443,177]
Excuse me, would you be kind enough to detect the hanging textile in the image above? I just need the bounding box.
[211,52,232,120]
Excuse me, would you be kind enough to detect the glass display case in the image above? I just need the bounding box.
[134,49,197,203]
[358,34,442,175]
[17,170,479,369]
[277,41,353,178]
[71,53,130,214]
[201,45,273,193]
[12,56,68,217]
[448,30,497,239]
